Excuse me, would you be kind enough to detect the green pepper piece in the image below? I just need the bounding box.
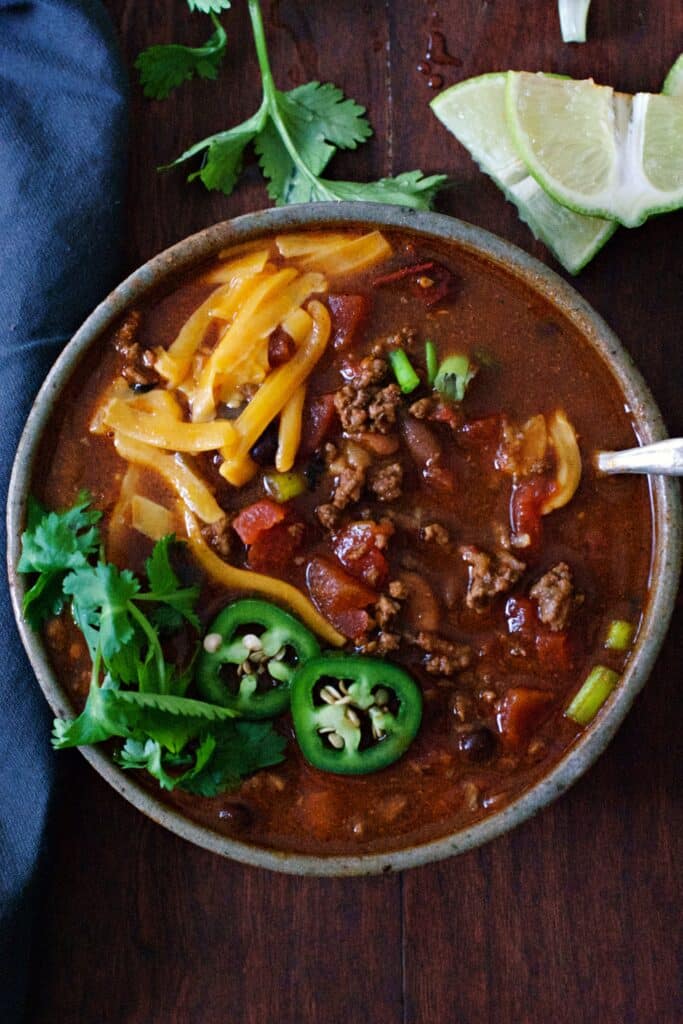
[291,654,422,775]
[196,599,320,719]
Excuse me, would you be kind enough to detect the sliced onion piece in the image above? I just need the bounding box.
[541,409,582,514]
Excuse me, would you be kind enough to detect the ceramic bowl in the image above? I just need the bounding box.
[7,203,681,874]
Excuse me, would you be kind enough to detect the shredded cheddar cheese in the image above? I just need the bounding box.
[276,230,392,276]
[113,434,224,523]
[104,398,236,452]
[130,495,175,541]
[183,508,344,647]
[219,299,331,485]
[276,385,306,473]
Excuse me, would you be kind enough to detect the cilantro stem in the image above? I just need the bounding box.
[127,600,168,694]
[247,0,274,98]
[246,0,337,201]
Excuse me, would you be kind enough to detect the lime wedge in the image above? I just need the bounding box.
[505,72,683,227]
[662,53,683,97]
[430,73,616,274]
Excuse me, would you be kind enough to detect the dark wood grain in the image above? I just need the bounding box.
[26,2,682,1022]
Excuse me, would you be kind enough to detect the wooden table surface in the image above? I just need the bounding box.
[27,3,682,1022]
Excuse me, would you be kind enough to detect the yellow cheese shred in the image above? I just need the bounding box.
[275,232,356,258]
[183,508,344,647]
[276,230,391,276]
[220,299,331,486]
[131,495,175,541]
[155,253,272,387]
[203,248,269,284]
[190,269,326,422]
[276,384,305,473]
[107,465,142,560]
[104,399,236,452]
[113,434,224,523]
[90,384,182,435]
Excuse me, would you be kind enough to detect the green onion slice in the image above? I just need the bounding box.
[425,340,438,386]
[263,470,308,503]
[565,665,619,726]
[433,353,476,402]
[388,348,420,394]
[604,619,635,652]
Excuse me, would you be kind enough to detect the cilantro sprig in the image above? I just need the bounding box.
[140,0,447,208]
[20,494,286,796]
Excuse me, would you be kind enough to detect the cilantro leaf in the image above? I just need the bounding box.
[287,81,372,150]
[135,20,227,101]
[180,721,287,796]
[52,676,125,748]
[53,682,238,754]
[187,0,231,13]
[314,171,450,210]
[169,113,264,194]
[143,535,200,630]
[64,564,140,663]
[18,493,101,626]
[117,735,217,791]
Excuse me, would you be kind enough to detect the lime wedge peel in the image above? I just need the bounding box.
[505,72,683,227]
[662,54,683,97]
[430,74,616,274]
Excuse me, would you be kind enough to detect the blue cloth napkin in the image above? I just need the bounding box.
[0,1,127,1017]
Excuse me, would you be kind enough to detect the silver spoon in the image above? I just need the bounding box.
[595,438,683,476]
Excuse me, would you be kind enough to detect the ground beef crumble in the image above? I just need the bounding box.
[335,356,402,435]
[422,522,450,546]
[358,579,408,656]
[409,631,472,676]
[113,310,160,389]
[459,545,526,612]
[529,562,577,631]
[368,461,403,502]
[324,441,371,510]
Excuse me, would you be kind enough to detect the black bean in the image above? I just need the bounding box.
[218,802,253,830]
[130,381,156,394]
[250,423,279,466]
[457,726,497,763]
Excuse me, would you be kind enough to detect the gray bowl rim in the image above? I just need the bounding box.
[7,202,682,876]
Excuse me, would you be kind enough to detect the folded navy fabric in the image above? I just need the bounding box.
[0,1,127,1017]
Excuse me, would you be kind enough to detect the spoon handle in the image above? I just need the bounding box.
[595,438,683,476]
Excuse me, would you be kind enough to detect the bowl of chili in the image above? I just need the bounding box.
[7,203,681,874]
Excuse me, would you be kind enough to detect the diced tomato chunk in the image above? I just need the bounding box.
[247,521,303,574]
[496,687,555,750]
[232,499,285,546]
[510,476,552,552]
[333,521,391,589]
[535,630,572,672]
[429,400,462,431]
[328,294,370,350]
[306,556,377,640]
[300,393,337,457]
[458,415,502,448]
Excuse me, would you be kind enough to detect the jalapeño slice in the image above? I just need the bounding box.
[290,654,422,775]
[197,599,320,718]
